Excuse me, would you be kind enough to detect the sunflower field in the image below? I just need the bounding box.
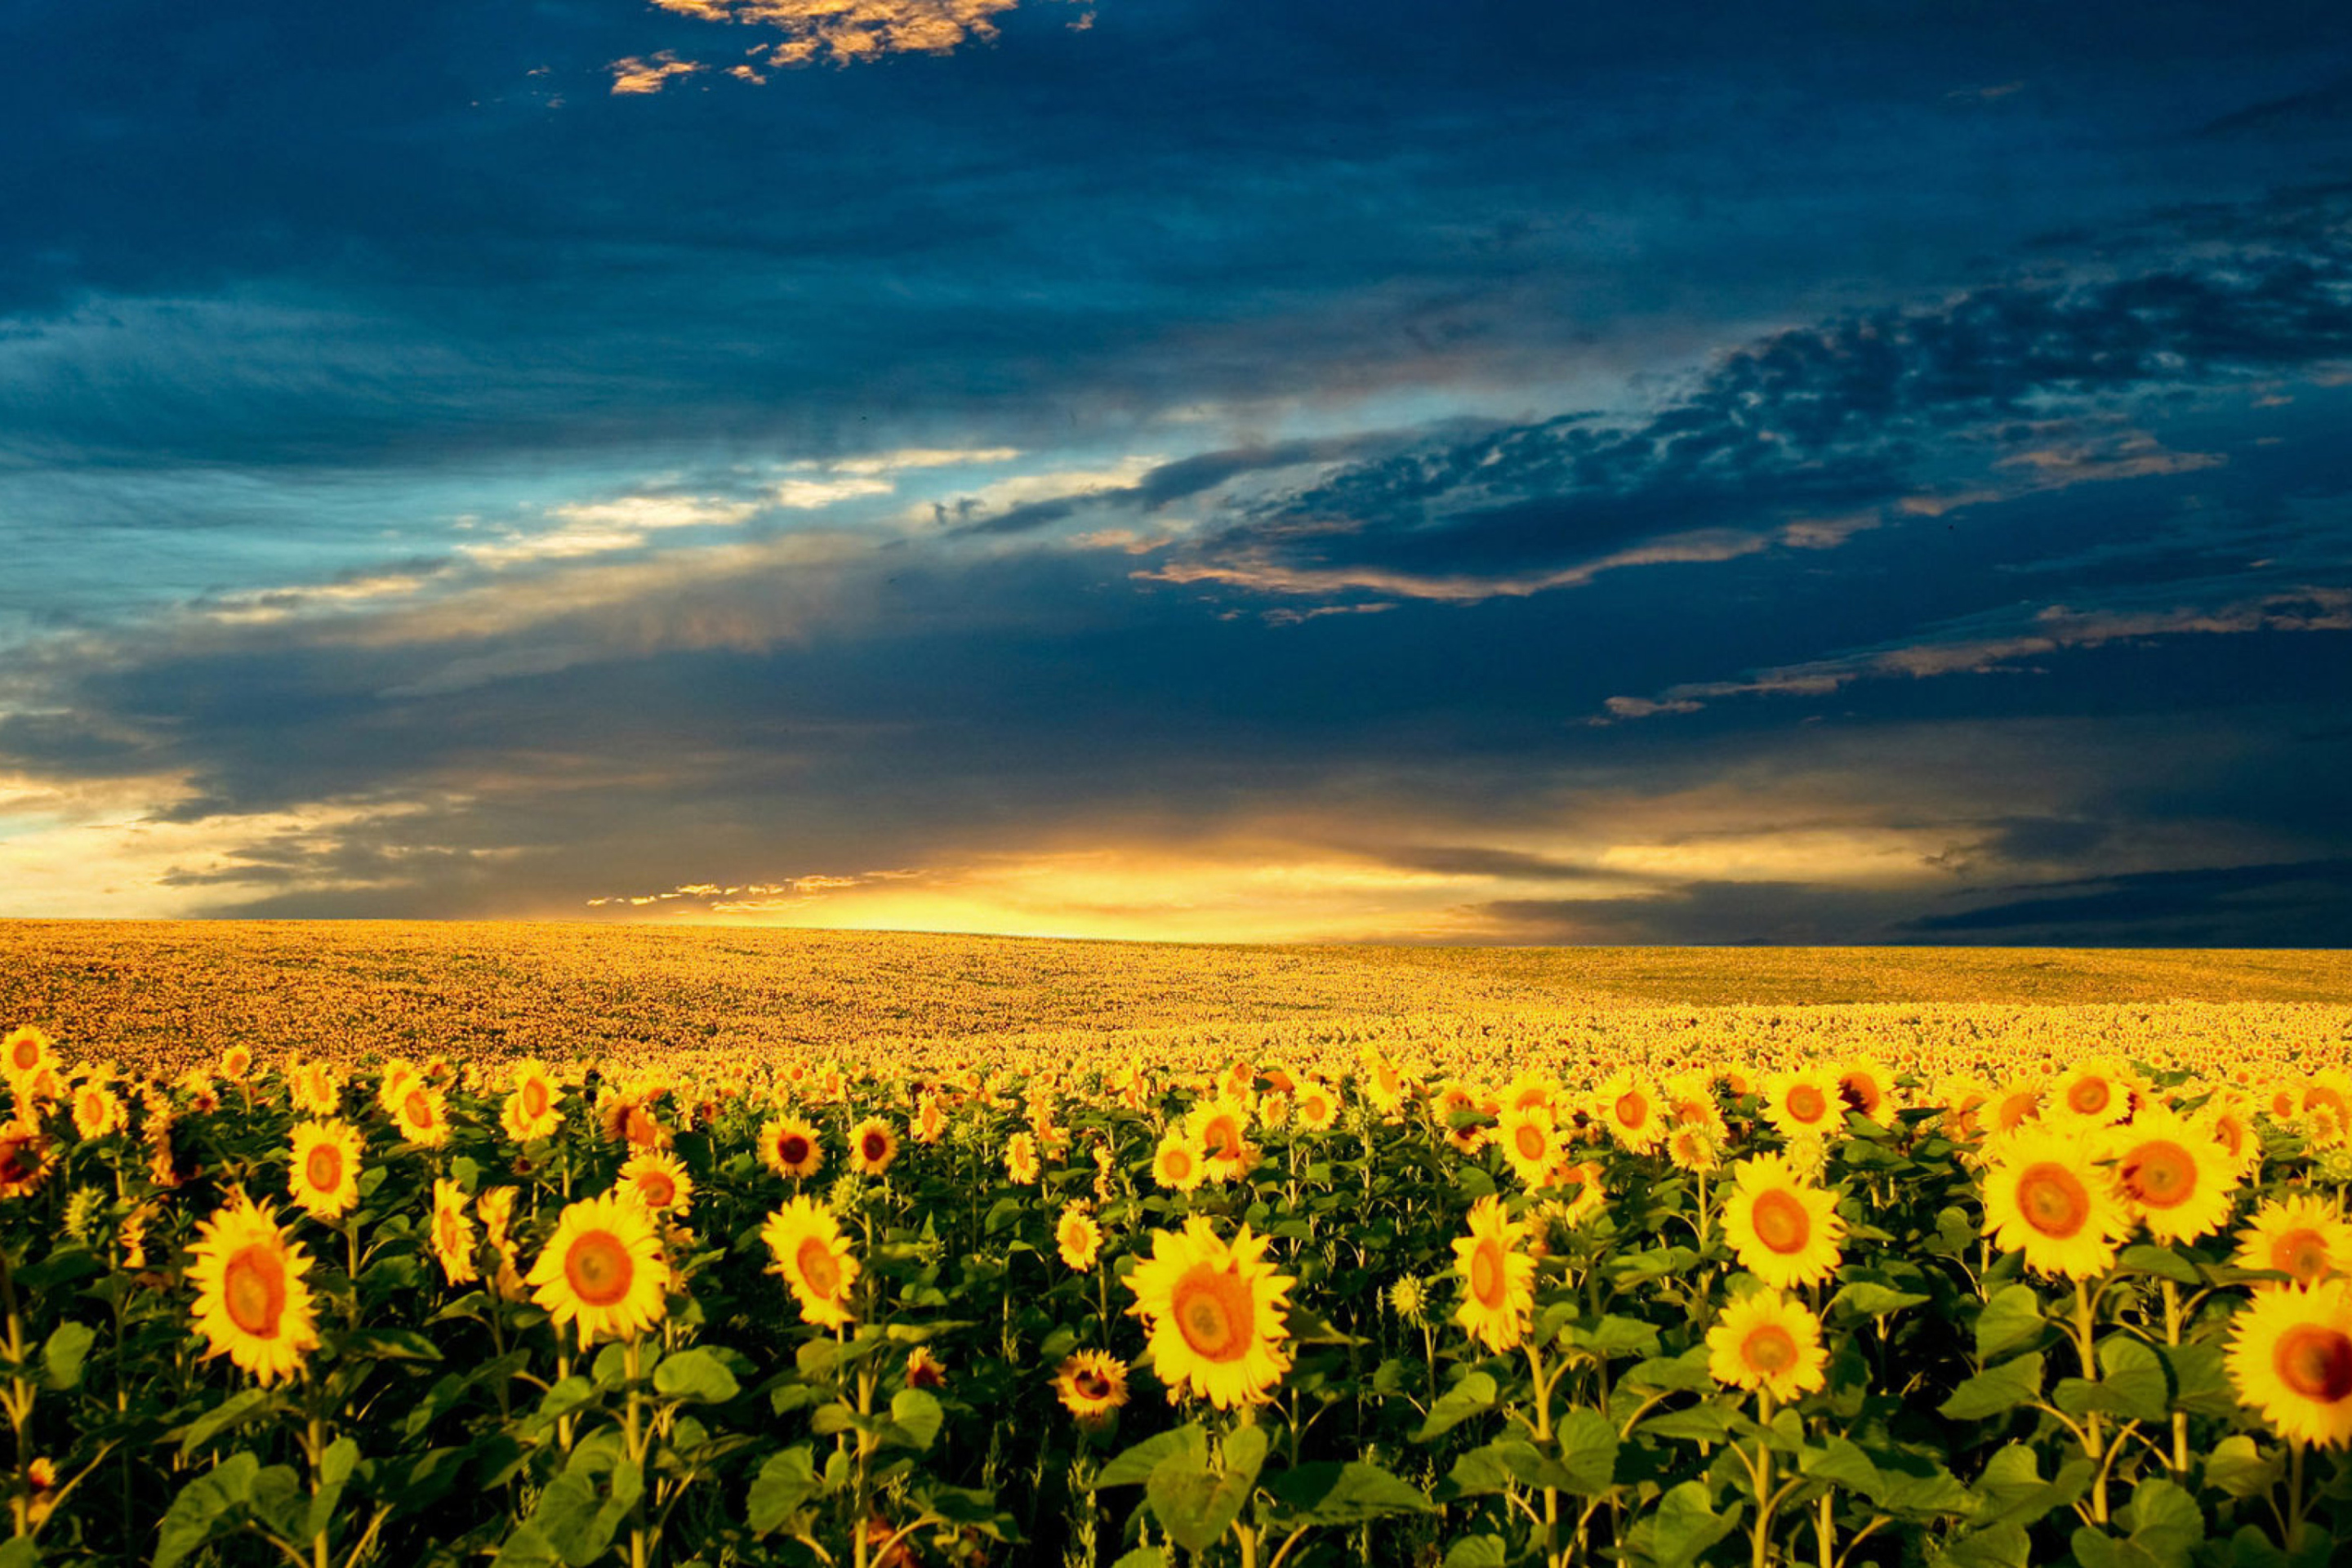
[0,1018,2349,1568]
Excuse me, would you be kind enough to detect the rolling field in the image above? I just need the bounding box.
[0,924,2348,1568]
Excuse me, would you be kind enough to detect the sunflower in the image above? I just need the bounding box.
[1057,1203,1104,1271]
[1,1027,53,1088]
[1496,1107,1559,1187]
[2235,1196,2352,1285]
[2047,1058,2136,1130]
[2226,1280,2352,1447]
[1991,1082,2047,1135]
[620,1148,694,1216]
[848,1116,900,1177]
[1359,1051,1410,1116]
[288,1061,341,1116]
[2200,1094,2262,1176]
[759,1116,825,1180]
[525,1191,671,1350]
[1980,1125,2128,1280]
[1666,1124,1722,1174]
[2103,1103,2238,1245]
[1443,1120,1490,1158]
[186,1191,321,1385]
[1187,1098,1255,1182]
[1451,1195,1537,1356]
[0,1121,54,1200]
[1707,1288,1829,1401]
[430,1178,480,1286]
[1721,1154,1845,1289]
[1258,1090,1293,1130]
[391,1082,451,1148]
[762,1195,860,1330]
[1547,1159,1607,1227]
[1835,1059,1893,1124]
[1125,1217,1294,1409]
[71,1082,125,1140]
[1294,1081,1340,1133]
[1593,1072,1665,1152]
[1761,1067,1842,1140]
[1005,1131,1041,1185]
[912,1093,947,1145]
[1152,1131,1207,1192]
[502,1061,564,1143]
[1501,1069,1560,1120]
[1054,1349,1130,1424]
[477,1186,528,1301]
[287,1120,363,1222]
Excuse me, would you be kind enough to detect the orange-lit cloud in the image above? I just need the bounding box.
[646,0,1043,71]
[609,51,705,95]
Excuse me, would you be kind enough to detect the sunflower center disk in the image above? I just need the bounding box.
[1743,1325,1797,1375]
[796,1236,841,1298]
[2275,1231,2328,1285]
[1752,1190,1811,1254]
[523,1080,548,1117]
[2122,1142,2194,1206]
[1514,1125,1547,1160]
[1173,1264,1253,1363]
[1471,1239,1507,1307]
[2274,1325,2352,1403]
[1786,1086,1824,1123]
[306,1146,343,1192]
[223,1245,287,1337]
[565,1231,635,1306]
[2017,1163,2090,1237]
[2069,1080,2110,1116]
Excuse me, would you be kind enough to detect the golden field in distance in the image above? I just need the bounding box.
[1,920,2345,1081]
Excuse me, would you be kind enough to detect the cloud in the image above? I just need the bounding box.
[644,0,1040,69]
[1903,858,2352,945]
[608,52,707,95]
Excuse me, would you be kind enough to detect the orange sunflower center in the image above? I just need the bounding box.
[1742,1324,1797,1374]
[1171,1263,1254,1363]
[436,1209,466,1252]
[796,1236,843,1298]
[1750,1189,1811,1254]
[1514,1123,1548,1160]
[2067,1078,2111,1116]
[777,1133,812,1168]
[1202,1116,1241,1160]
[222,1244,288,1337]
[1615,1091,1648,1129]
[2274,1228,2331,1285]
[1997,1091,2041,1131]
[861,1131,889,1163]
[2016,1162,2091,1238]
[8,1040,38,1071]
[1839,1076,1878,1116]
[403,1088,435,1127]
[563,1229,635,1307]
[1164,1148,1195,1179]
[2274,1324,2352,1403]
[2118,1141,2196,1207]
[523,1079,549,1118]
[636,1170,677,1207]
[305,1143,344,1192]
[1470,1236,1508,1307]
[1786,1085,1827,1123]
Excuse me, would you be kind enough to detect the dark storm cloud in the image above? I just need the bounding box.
[1903,860,2352,946]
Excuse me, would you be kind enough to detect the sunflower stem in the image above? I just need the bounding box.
[2071,1277,2106,1522]
[2161,1279,2188,1472]
[1751,1388,1775,1568]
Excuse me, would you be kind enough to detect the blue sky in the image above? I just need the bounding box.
[3,0,2350,942]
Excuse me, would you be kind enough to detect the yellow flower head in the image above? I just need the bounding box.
[762,1195,861,1330]
[1497,1107,1561,1187]
[1593,1072,1664,1152]
[1125,1217,1295,1409]
[847,1116,899,1176]
[2047,1057,2137,1130]
[391,1082,451,1148]
[1547,1159,1607,1227]
[524,1192,671,1350]
[187,1191,321,1385]
[1056,1203,1103,1271]
[1707,1288,1829,1401]
[1761,1067,1843,1140]
[1293,1081,1340,1133]
[502,1060,564,1143]
[1005,1130,1041,1185]
[430,1178,479,1286]
[2235,1195,2352,1286]
[287,1120,363,1223]
[1152,1131,1207,1192]
[1,1027,55,1088]
[1981,1125,2129,1280]
[1184,1098,1255,1182]
[759,1116,824,1180]
[1451,1194,1537,1356]
[2227,1280,2352,1448]
[2103,1103,2238,1245]
[912,1092,947,1145]
[1054,1349,1130,1424]
[1721,1154,1845,1290]
[289,1061,342,1117]
[620,1148,694,1215]
[71,1083,125,1141]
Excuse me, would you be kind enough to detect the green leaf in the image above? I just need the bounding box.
[2055,1338,2169,1426]
[154,1452,261,1568]
[1109,1550,1170,1568]
[1413,1371,1499,1441]
[173,1388,276,1459]
[1973,1286,2047,1362]
[1623,1346,1714,1392]
[1649,1480,1740,1568]
[1935,1522,2032,1567]
[1266,1461,1432,1524]
[1552,1407,1620,1496]
[339,1328,443,1362]
[1801,1438,1882,1498]
[1940,1352,2043,1420]
[1441,1538,1505,1568]
[887,1388,943,1452]
[747,1447,818,1534]
[653,1348,742,1405]
[1098,1425,1205,1489]
[301,1438,360,1544]
[1441,1441,1539,1499]
[1145,1425,1263,1557]
[1570,1315,1660,1359]
[1641,1405,1732,1443]
[0,1537,38,1568]
[40,1321,95,1392]
[2160,1342,2237,1417]
[2118,1245,2203,1286]
[1831,1281,1929,1318]
[2118,1477,2204,1567]
[2204,1436,2283,1500]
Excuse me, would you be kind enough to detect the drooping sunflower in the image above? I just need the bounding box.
[2104,1103,2239,1245]
[1707,1288,1829,1401]
[71,1082,125,1141]
[2226,1280,2352,1447]
[1451,1194,1537,1356]
[1056,1203,1103,1271]
[1443,1119,1490,1158]
[430,1178,480,1286]
[288,1061,342,1117]
[1497,1107,1560,1187]
[1186,1098,1255,1182]
[2235,1195,2352,1286]
[1151,1131,1206,1192]
[2199,1094,2262,1177]
[1835,1059,1894,1125]
[525,1191,671,1349]
[1980,1125,2129,1279]
[287,1120,363,1222]
[1721,1153,1846,1289]
[1547,1158,1607,1227]
[1125,1216,1294,1409]
[186,1191,321,1385]
[762,1194,860,1330]
[759,1116,825,1180]
[391,1082,451,1149]
[847,1116,899,1177]
[1991,1083,2047,1136]
[1054,1349,1130,1424]
[1358,1051,1410,1116]
[1761,1067,1843,1141]
[502,1060,564,1143]
[620,1148,694,1216]
[912,1092,947,1145]
[477,1186,528,1301]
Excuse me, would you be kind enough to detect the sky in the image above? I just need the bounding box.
[3,0,2350,944]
